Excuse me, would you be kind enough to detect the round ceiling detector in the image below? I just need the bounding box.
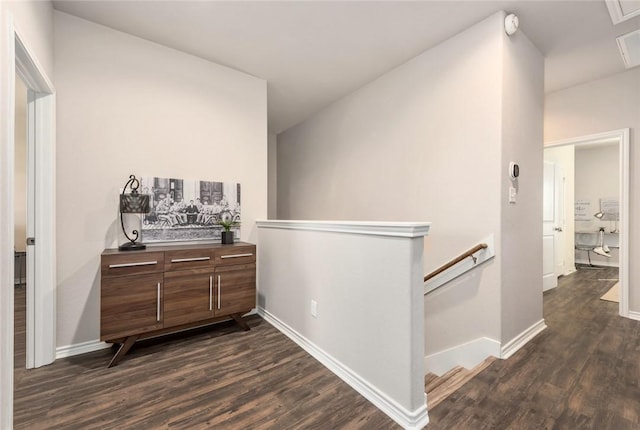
[505,14,519,36]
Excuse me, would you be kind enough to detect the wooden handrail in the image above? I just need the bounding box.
[424,243,488,282]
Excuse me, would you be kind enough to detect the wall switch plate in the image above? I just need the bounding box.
[311,300,318,318]
[509,187,517,204]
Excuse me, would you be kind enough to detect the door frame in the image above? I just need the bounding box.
[545,129,630,317]
[1,14,56,428]
[542,160,559,291]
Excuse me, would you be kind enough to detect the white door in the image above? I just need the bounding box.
[553,165,565,277]
[543,161,558,291]
[25,89,36,368]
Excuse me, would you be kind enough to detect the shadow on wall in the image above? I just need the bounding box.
[59,256,102,349]
[423,259,497,354]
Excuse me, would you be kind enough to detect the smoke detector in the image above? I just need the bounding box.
[504,14,519,36]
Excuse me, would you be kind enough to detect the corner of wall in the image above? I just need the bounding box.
[499,23,545,344]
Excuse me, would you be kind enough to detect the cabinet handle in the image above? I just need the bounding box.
[109,260,157,268]
[170,257,210,263]
[220,253,253,259]
[209,276,213,311]
[156,282,161,322]
[217,275,221,310]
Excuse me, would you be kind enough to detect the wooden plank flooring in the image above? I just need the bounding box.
[13,293,397,429]
[425,357,496,411]
[13,266,639,429]
[14,286,26,384]
[428,267,640,430]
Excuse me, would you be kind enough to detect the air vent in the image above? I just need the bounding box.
[606,0,640,24]
[617,29,640,69]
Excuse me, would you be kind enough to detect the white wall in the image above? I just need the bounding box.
[575,145,620,229]
[544,145,576,273]
[500,21,544,343]
[257,221,429,428]
[1,1,54,80]
[14,76,27,252]
[575,144,620,266]
[278,13,504,354]
[545,68,639,309]
[54,12,267,348]
[277,11,544,357]
[268,132,277,219]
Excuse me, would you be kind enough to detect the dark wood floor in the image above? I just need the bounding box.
[14,286,26,374]
[13,291,397,429]
[13,267,637,429]
[428,267,640,430]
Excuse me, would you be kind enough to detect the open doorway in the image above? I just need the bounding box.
[544,129,630,317]
[1,25,57,426]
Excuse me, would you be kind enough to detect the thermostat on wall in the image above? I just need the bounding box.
[509,162,519,180]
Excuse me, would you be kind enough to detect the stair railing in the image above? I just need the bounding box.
[424,243,489,294]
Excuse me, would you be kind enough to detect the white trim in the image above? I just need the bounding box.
[0,10,16,429]
[16,34,56,369]
[15,29,54,92]
[258,307,429,430]
[616,30,640,69]
[424,337,500,377]
[500,319,546,359]
[256,219,431,238]
[605,0,640,24]
[575,259,619,268]
[424,234,495,294]
[56,340,111,359]
[627,311,640,321]
[545,129,629,319]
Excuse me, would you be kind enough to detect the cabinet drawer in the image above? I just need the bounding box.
[102,252,165,278]
[214,245,256,266]
[165,249,215,272]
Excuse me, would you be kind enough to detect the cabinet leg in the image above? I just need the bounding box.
[232,314,250,331]
[107,335,138,368]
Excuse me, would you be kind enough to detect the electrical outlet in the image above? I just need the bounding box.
[311,300,318,318]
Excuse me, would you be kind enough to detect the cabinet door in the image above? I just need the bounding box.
[214,263,256,317]
[164,269,214,327]
[101,273,163,341]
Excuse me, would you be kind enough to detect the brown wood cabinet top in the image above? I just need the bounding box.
[101,242,255,255]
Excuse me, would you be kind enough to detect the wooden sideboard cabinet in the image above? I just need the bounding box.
[101,242,256,367]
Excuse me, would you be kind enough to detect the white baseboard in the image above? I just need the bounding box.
[424,337,500,377]
[627,310,640,321]
[258,307,429,430]
[500,319,546,359]
[575,259,619,268]
[56,339,111,359]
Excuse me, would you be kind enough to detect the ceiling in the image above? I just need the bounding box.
[52,1,640,134]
